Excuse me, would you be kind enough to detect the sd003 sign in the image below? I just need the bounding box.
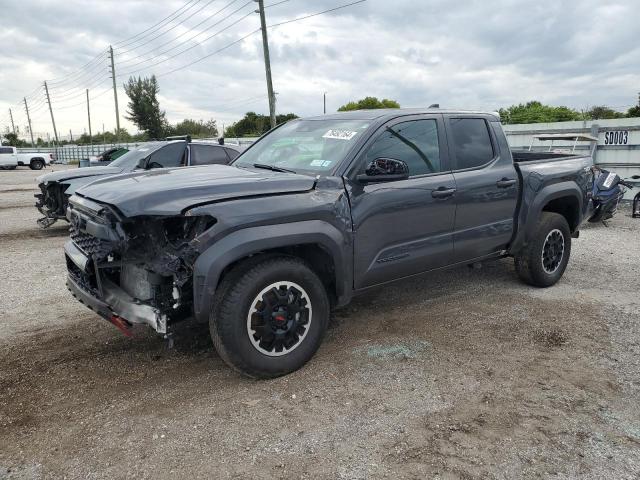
[604,130,629,145]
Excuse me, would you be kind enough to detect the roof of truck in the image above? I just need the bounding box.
[306,108,500,121]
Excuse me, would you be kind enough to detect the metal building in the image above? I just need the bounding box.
[504,117,640,200]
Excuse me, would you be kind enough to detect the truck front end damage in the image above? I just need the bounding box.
[64,195,214,335]
[35,182,68,228]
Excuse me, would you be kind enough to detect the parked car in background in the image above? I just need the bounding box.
[35,138,242,228]
[89,147,129,167]
[0,145,53,170]
[62,108,594,378]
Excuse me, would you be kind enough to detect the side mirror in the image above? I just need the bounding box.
[356,158,409,183]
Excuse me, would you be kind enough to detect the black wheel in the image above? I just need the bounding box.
[514,212,571,287]
[30,158,44,170]
[210,256,330,378]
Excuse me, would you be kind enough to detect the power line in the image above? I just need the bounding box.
[114,0,207,52]
[47,50,110,85]
[157,28,259,78]
[268,0,367,28]
[48,69,110,99]
[120,8,257,77]
[265,0,293,7]
[117,0,248,66]
[155,0,367,78]
[117,0,223,56]
[51,88,113,111]
[113,0,201,48]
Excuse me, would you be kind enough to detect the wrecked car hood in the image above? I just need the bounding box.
[37,166,124,185]
[75,164,317,216]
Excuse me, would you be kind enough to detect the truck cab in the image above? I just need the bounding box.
[0,146,18,168]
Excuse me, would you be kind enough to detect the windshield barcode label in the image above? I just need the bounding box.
[323,130,358,140]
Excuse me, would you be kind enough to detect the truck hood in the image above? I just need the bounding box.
[75,164,317,217]
[37,166,124,185]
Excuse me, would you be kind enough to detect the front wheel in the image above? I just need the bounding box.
[514,212,571,287]
[210,256,330,378]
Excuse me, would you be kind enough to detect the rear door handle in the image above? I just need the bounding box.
[496,178,517,188]
[431,187,456,199]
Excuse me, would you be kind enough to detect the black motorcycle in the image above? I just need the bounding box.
[589,169,639,223]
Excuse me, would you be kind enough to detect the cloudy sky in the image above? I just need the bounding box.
[1,0,638,140]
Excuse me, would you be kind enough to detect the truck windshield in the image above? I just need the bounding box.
[233,119,370,174]
[109,143,164,170]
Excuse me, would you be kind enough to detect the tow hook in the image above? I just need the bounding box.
[109,315,133,337]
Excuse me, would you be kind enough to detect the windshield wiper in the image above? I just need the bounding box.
[252,163,296,174]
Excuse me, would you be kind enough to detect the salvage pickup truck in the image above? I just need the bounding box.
[64,109,594,378]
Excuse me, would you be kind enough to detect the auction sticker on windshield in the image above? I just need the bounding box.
[323,129,358,140]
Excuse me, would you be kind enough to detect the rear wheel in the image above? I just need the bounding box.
[30,158,44,170]
[514,212,571,287]
[210,256,330,378]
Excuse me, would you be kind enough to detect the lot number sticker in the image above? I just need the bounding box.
[323,129,358,140]
[604,131,629,145]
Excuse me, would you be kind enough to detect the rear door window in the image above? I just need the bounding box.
[147,142,187,168]
[0,147,14,154]
[449,118,495,170]
[190,145,230,165]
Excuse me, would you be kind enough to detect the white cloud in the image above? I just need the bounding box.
[1,0,639,140]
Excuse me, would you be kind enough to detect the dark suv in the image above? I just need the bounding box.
[35,139,242,228]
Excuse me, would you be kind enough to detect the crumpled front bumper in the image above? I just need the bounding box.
[64,240,168,334]
[34,182,69,228]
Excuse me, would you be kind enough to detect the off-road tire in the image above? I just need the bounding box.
[210,256,330,379]
[514,212,571,287]
[30,158,44,170]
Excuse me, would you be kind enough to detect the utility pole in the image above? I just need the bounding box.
[86,89,93,145]
[43,81,59,145]
[103,122,106,145]
[69,129,73,142]
[109,46,121,141]
[323,92,327,114]
[256,0,276,129]
[23,98,35,148]
[8,108,16,134]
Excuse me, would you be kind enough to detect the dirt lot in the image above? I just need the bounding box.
[1,166,639,479]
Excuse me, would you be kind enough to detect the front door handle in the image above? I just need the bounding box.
[496,178,517,188]
[431,187,456,199]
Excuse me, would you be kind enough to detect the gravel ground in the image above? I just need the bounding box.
[1,167,639,479]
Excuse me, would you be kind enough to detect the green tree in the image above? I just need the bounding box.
[628,105,640,117]
[167,119,218,138]
[498,101,581,124]
[123,75,167,139]
[586,106,626,120]
[627,94,640,118]
[225,112,298,137]
[337,96,400,111]
[1,132,27,147]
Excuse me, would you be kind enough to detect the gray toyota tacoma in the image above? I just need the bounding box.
[64,109,594,378]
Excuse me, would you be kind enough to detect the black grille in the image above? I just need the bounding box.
[70,225,103,256]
